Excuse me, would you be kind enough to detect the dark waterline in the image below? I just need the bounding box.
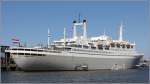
[1,68,149,83]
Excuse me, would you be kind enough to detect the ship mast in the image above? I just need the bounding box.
[64,27,66,47]
[119,22,123,41]
[48,28,50,48]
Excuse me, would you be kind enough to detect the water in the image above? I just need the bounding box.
[1,68,149,83]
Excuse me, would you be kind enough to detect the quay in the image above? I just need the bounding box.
[1,46,17,71]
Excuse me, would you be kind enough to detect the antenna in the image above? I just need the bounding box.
[48,28,51,48]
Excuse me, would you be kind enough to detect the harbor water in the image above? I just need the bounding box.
[1,67,149,83]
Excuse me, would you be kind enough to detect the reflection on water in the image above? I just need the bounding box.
[1,68,149,83]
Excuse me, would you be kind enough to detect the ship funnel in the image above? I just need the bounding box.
[83,19,87,39]
[73,20,77,39]
[72,19,87,40]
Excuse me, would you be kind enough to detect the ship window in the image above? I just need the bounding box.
[70,41,75,43]
[38,54,46,56]
[30,49,37,51]
[91,46,96,49]
[15,49,24,51]
[38,50,43,52]
[131,45,133,48]
[12,49,18,50]
[70,44,77,47]
[77,45,82,48]
[116,44,120,48]
[88,43,93,46]
[105,46,110,50]
[25,49,31,51]
[18,53,24,55]
[126,45,130,49]
[25,53,30,55]
[12,53,17,55]
[83,45,88,49]
[122,44,125,48]
[31,54,37,56]
[98,45,103,50]
[110,43,115,47]
[64,47,71,51]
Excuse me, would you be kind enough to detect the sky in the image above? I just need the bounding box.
[1,1,149,59]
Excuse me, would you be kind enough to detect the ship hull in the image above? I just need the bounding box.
[12,52,143,71]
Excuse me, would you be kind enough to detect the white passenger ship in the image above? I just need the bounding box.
[6,19,143,71]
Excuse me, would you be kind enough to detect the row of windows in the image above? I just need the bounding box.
[110,44,134,48]
[91,46,96,49]
[98,44,134,49]
[70,44,133,50]
[70,45,97,49]
[73,49,104,53]
[97,45,110,50]
[12,49,44,52]
[12,53,46,56]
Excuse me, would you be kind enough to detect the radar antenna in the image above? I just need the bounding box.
[78,13,81,23]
